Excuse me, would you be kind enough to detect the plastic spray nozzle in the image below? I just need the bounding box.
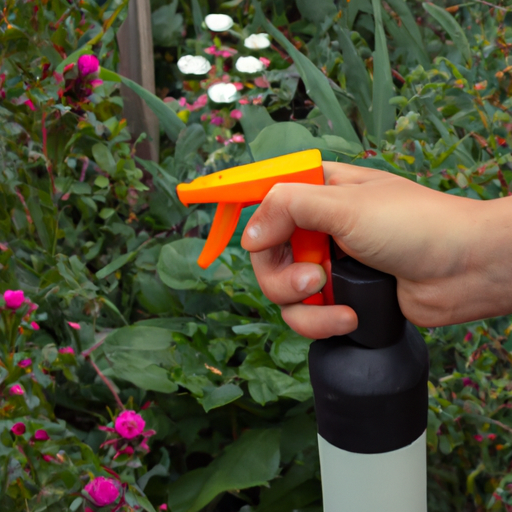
[176,150,332,305]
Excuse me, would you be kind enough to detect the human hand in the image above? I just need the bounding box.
[241,161,509,339]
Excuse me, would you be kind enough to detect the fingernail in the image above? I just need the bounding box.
[247,224,261,240]
[297,271,322,293]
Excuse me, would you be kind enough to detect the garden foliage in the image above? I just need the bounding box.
[1,0,512,510]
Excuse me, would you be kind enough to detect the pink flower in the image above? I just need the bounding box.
[84,476,120,507]
[4,290,25,310]
[464,332,473,342]
[238,98,250,105]
[113,445,134,459]
[67,322,81,330]
[41,454,54,462]
[58,346,75,355]
[90,79,103,89]
[11,422,26,435]
[230,109,243,120]
[204,45,217,55]
[189,94,208,111]
[30,321,40,330]
[474,434,484,442]
[487,433,497,441]
[259,57,271,68]
[210,116,224,126]
[233,82,244,91]
[231,134,245,143]
[34,429,50,441]
[254,76,270,88]
[9,384,25,396]
[24,99,36,111]
[78,54,99,76]
[18,359,32,368]
[462,377,479,390]
[178,97,187,107]
[85,508,94,512]
[27,302,38,314]
[159,505,168,511]
[114,410,145,439]
[63,62,75,74]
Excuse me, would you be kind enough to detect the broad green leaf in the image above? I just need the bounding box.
[175,124,206,169]
[167,468,211,512]
[270,331,312,371]
[372,0,395,146]
[320,135,363,156]
[253,2,359,144]
[104,326,174,350]
[257,464,321,512]
[240,105,275,145]
[104,352,178,393]
[423,3,472,66]
[137,464,168,492]
[200,384,244,412]
[157,238,232,290]
[92,143,116,174]
[188,429,281,512]
[248,380,278,405]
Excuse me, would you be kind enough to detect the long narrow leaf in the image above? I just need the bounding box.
[423,2,472,66]
[252,1,360,144]
[334,26,374,135]
[371,0,395,146]
[99,68,186,142]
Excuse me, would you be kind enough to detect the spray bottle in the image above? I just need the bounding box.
[177,149,429,511]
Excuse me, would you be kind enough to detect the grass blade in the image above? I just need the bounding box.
[371,0,395,146]
[423,2,472,66]
[253,1,360,144]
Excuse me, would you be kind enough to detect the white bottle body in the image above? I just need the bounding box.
[318,430,427,512]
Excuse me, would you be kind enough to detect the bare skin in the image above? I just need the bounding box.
[241,161,512,339]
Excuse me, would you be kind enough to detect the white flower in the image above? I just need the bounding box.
[205,14,234,32]
[207,83,238,103]
[244,33,271,50]
[235,56,264,74]
[177,55,211,75]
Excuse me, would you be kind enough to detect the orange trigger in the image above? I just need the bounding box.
[197,202,243,269]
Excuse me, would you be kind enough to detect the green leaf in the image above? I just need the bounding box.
[100,68,186,142]
[372,0,395,146]
[104,326,174,350]
[95,251,136,279]
[200,384,244,412]
[70,497,83,511]
[423,2,472,66]
[152,1,184,47]
[254,2,359,144]
[240,105,275,145]
[157,238,232,290]
[175,124,206,170]
[320,135,363,156]
[191,0,204,36]
[92,143,116,174]
[270,331,312,371]
[137,464,169,492]
[296,0,336,24]
[335,26,373,134]
[172,429,281,512]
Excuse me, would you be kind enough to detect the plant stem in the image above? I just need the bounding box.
[87,355,125,411]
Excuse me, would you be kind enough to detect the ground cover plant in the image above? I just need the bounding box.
[1,0,512,510]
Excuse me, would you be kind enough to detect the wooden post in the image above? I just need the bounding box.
[116,0,159,162]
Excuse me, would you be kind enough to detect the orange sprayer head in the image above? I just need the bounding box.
[176,150,332,304]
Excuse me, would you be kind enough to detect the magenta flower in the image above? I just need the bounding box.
[24,99,36,111]
[11,422,26,435]
[231,134,245,144]
[84,476,120,507]
[113,445,134,459]
[34,429,50,441]
[464,332,473,342]
[259,56,271,68]
[41,454,54,462]
[30,321,40,330]
[78,54,99,76]
[9,384,24,396]
[4,290,25,310]
[27,302,38,314]
[58,346,75,355]
[462,377,479,390]
[18,359,32,368]
[114,410,145,439]
[488,433,497,441]
[230,109,243,120]
[210,116,224,126]
[159,505,168,511]
[473,434,484,442]
[67,322,81,330]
